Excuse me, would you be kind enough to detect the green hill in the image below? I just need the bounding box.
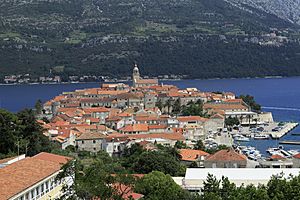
[0,0,300,79]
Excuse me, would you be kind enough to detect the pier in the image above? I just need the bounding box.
[291,133,300,136]
[270,122,299,139]
[279,140,300,145]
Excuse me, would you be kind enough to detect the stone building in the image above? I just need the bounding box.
[132,64,158,88]
[204,149,247,168]
[75,132,107,152]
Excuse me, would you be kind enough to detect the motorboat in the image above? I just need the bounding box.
[254,134,269,140]
[234,135,250,142]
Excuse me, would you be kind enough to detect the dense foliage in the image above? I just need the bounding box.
[0,0,300,80]
[239,94,262,112]
[0,109,58,158]
[199,173,300,200]
[121,144,186,176]
[182,100,206,117]
[57,151,300,200]
[135,171,199,200]
[225,116,240,127]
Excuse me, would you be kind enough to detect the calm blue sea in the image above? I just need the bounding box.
[1,77,300,154]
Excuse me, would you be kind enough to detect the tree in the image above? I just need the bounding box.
[155,99,163,111]
[164,98,173,114]
[17,109,56,156]
[201,174,221,199]
[225,116,240,127]
[182,101,204,116]
[172,98,181,114]
[239,94,261,113]
[220,177,237,200]
[34,99,43,115]
[132,151,184,176]
[135,171,194,200]
[0,109,19,157]
[194,140,205,151]
[0,109,57,157]
[56,157,137,200]
[174,141,188,149]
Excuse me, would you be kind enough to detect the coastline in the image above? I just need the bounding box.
[1,75,300,86]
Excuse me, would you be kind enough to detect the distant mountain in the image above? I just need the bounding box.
[226,0,300,25]
[0,0,300,80]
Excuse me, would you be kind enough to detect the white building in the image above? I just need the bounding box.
[175,168,300,192]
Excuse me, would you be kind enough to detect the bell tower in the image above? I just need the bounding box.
[132,64,140,87]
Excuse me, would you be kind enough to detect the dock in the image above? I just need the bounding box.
[291,133,300,136]
[270,122,299,139]
[279,140,300,145]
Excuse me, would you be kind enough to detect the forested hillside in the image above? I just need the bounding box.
[0,0,300,79]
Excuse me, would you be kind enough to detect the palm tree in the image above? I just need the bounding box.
[164,98,172,114]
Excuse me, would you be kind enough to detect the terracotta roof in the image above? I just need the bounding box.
[106,133,129,142]
[128,132,184,141]
[177,116,208,122]
[85,117,101,123]
[33,152,72,164]
[203,103,248,111]
[179,149,210,161]
[270,154,285,160]
[83,107,110,113]
[206,149,247,161]
[118,112,132,117]
[120,124,149,132]
[148,125,168,129]
[293,153,300,159]
[0,153,70,199]
[135,116,160,121]
[116,93,142,99]
[0,156,18,165]
[135,79,158,84]
[210,113,225,119]
[76,132,107,140]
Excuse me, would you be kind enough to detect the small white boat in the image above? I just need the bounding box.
[234,135,250,142]
[287,149,300,156]
[254,134,269,140]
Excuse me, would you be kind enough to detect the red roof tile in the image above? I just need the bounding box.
[179,149,210,161]
[206,149,247,161]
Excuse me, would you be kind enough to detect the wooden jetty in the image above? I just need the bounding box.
[279,140,300,145]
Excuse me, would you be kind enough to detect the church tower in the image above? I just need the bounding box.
[132,64,140,87]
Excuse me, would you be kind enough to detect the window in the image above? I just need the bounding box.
[31,190,35,198]
[82,141,84,144]
[93,148,96,151]
[36,186,40,196]
[45,181,49,190]
[93,140,96,143]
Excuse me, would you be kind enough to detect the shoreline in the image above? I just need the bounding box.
[1,75,300,86]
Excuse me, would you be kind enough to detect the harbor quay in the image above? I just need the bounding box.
[270,122,299,139]
[229,121,299,139]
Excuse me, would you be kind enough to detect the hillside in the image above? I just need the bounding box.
[0,0,300,80]
[226,0,300,25]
